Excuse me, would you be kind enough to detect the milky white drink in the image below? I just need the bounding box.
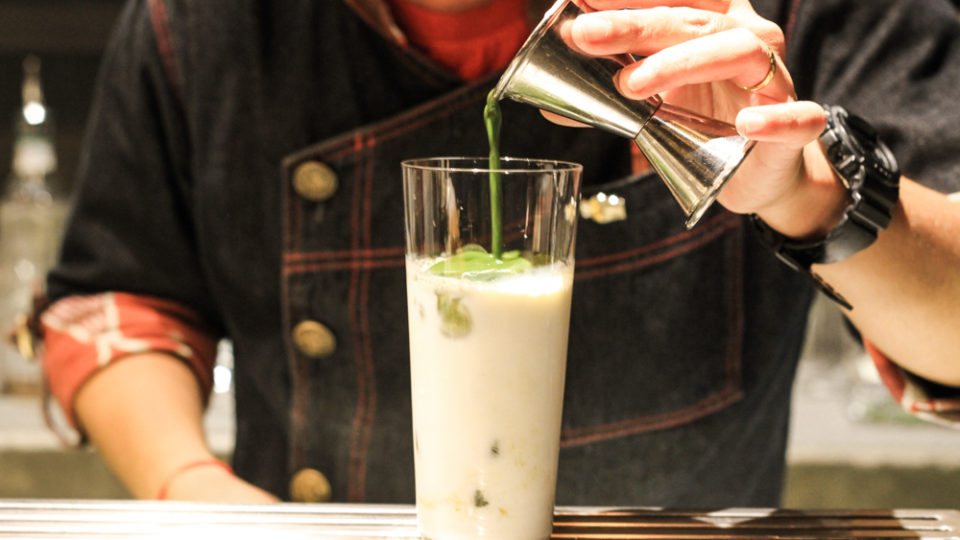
[406,256,574,540]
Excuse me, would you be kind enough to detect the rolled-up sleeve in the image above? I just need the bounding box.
[41,292,217,428]
[867,340,960,427]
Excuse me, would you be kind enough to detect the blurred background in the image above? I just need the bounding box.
[0,0,958,508]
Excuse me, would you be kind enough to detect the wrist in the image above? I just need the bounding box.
[753,143,850,240]
[156,458,234,500]
[749,104,901,311]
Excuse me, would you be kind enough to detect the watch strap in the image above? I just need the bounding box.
[816,105,900,264]
[748,105,900,310]
[749,214,852,309]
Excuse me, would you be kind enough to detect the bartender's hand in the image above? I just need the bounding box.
[161,465,279,503]
[557,0,960,384]
[75,352,280,503]
[567,0,847,240]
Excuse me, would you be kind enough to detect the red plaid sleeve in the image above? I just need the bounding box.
[866,340,960,427]
[40,292,218,428]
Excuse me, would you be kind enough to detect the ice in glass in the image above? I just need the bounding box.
[402,157,581,540]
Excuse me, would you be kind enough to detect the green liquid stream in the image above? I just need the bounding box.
[426,90,534,282]
[484,89,503,261]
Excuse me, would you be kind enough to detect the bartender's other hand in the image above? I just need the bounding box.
[562,0,847,238]
[163,465,280,503]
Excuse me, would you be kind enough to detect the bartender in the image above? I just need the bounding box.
[38,0,960,505]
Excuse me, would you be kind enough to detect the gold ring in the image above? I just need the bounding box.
[738,48,777,92]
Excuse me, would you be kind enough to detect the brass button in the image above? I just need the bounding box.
[289,468,332,503]
[293,161,338,202]
[292,320,337,358]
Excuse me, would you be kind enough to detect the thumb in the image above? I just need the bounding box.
[736,101,826,147]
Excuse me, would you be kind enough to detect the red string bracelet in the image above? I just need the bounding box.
[156,458,235,500]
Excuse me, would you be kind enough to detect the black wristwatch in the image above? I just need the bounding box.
[750,104,901,310]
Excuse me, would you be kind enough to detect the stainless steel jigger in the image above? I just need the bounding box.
[492,0,756,229]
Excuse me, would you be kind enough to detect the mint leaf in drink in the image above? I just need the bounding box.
[427,246,532,282]
[435,292,472,338]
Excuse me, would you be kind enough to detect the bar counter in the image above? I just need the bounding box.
[0,500,957,538]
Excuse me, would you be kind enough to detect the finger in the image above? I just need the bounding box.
[736,101,826,146]
[718,101,828,214]
[616,28,789,99]
[570,8,735,57]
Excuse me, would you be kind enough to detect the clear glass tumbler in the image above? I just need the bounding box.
[402,157,582,540]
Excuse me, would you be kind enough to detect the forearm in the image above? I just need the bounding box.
[815,179,960,385]
[565,0,960,383]
[740,124,960,386]
[74,352,216,500]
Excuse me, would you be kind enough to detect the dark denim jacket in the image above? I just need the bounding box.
[48,0,960,506]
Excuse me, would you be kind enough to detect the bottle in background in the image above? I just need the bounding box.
[0,55,67,396]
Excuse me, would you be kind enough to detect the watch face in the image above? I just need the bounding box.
[844,112,899,185]
[823,106,899,189]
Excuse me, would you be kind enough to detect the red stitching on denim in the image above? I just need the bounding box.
[346,132,367,502]
[147,0,182,105]
[560,221,745,446]
[283,247,405,263]
[355,266,376,501]
[346,273,366,501]
[292,183,302,253]
[284,218,523,266]
[284,258,404,275]
[283,37,485,503]
[560,387,742,447]
[288,280,309,472]
[375,96,480,147]
[310,87,486,164]
[282,218,738,276]
[287,147,304,253]
[785,0,804,47]
[355,133,378,501]
[577,213,734,269]
[363,134,377,243]
[281,122,307,474]
[575,216,737,280]
[377,85,486,141]
[346,301,365,490]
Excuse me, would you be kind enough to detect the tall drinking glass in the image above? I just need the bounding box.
[402,157,582,540]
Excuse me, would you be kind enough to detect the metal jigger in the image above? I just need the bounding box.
[492,0,756,229]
